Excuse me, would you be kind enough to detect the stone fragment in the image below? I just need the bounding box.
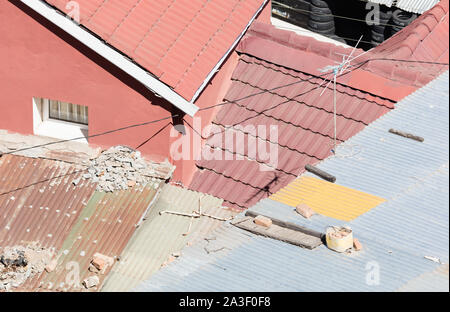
[82,276,99,289]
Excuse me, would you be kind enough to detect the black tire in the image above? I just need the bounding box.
[379,10,392,22]
[371,40,381,47]
[309,5,333,22]
[372,24,386,34]
[391,25,403,35]
[309,12,333,22]
[371,30,384,42]
[307,19,334,31]
[392,9,417,27]
[311,0,329,8]
[310,26,336,35]
[310,5,332,15]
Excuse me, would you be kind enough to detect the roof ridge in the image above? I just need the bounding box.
[243,21,358,63]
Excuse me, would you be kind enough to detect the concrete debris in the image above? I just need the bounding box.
[0,244,54,292]
[76,145,164,192]
[295,203,315,219]
[82,275,99,289]
[254,215,272,228]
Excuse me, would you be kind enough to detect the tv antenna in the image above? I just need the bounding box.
[317,35,369,155]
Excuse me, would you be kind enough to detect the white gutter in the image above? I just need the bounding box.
[20,0,199,117]
[190,0,270,103]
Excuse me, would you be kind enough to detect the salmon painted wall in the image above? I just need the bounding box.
[0,0,271,184]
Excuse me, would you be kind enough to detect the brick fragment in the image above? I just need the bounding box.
[353,238,362,251]
[296,203,315,219]
[254,215,272,228]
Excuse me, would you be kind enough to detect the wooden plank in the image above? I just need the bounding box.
[245,211,324,238]
[232,217,323,250]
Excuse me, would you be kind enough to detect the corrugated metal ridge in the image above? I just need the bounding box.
[101,184,237,291]
[366,0,440,13]
[396,0,441,13]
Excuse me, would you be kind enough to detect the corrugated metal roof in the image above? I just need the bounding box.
[269,176,385,221]
[364,0,449,85]
[366,0,440,13]
[101,184,238,292]
[396,0,441,13]
[135,71,449,292]
[189,23,395,209]
[0,154,97,290]
[43,0,267,101]
[36,182,162,292]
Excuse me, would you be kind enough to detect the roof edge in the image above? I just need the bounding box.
[190,0,270,103]
[21,0,199,117]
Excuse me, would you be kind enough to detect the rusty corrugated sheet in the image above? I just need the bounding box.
[101,184,237,292]
[35,182,162,292]
[0,154,97,290]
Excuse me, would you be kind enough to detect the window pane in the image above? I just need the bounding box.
[47,99,88,125]
[49,100,60,119]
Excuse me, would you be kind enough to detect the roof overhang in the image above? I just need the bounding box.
[190,0,270,103]
[20,0,199,117]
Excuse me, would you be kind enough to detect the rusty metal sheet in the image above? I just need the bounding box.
[35,183,162,292]
[0,154,97,290]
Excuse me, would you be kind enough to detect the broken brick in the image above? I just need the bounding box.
[45,259,58,273]
[91,253,114,272]
[296,203,315,219]
[254,215,272,228]
[353,238,362,251]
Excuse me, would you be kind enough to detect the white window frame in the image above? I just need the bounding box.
[33,97,88,143]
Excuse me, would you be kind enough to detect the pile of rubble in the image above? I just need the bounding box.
[74,146,165,192]
[0,244,54,292]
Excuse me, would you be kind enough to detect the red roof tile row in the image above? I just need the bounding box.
[45,0,267,101]
[188,0,449,209]
[362,0,449,87]
[189,35,395,209]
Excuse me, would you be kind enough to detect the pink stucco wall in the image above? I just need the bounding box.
[0,0,271,184]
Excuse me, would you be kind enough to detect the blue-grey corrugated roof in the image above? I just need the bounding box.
[135,71,449,292]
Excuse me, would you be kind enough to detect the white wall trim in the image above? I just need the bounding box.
[33,98,88,143]
[21,0,199,117]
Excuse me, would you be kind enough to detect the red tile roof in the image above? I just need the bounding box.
[44,0,267,101]
[362,0,449,88]
[188,24,396,209]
